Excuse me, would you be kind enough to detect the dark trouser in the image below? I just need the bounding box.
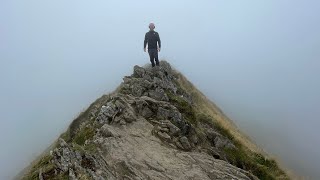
[148,49,159,67]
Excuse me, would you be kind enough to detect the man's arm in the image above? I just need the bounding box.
[144,33,148,51]
[157,33,161,51]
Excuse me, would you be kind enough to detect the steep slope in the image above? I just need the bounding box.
[20,61,288,180]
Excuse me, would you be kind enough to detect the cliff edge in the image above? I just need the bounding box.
[19,61,288,180]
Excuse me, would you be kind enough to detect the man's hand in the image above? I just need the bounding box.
[158,47,161,52]
[144,48,146,52]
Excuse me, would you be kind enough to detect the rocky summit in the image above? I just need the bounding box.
[19,61,288,180]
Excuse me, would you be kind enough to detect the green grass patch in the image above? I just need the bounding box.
[60,129,71,142]
[84,143,98,154]
[197,113,287,179]
[197,113,235,141]
[166,91,197,125]
[224,147,288,180]
[224,148,275,180]
[73,141,98,154]
[73,126,95,146]
[54,172,69,180]
[22,154,54,180]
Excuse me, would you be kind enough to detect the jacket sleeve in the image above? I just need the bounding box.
[144,33,148,48]
[157,33,161,48]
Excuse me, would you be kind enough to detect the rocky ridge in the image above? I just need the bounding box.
[21,61,287,180]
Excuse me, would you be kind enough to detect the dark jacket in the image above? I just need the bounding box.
[144,30,161,50]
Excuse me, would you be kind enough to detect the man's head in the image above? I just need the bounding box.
[149,23,155,30]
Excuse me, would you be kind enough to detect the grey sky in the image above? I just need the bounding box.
[1,0,320,179]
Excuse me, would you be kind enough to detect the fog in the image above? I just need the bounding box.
[1,0,320,179]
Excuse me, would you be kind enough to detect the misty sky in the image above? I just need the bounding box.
[1,0,320,179]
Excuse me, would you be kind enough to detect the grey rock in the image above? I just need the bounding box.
[115,100,126,110]
[148,87,168,101]
[39,169,43,180]
[179,136,192,150]
[214,137,225,149]
[141,79,153,89]
[133,65,146,78]
[113,116,121,123]
[207,147,223,160]
[100,124,120,138]
[144,159,165,172]
[123,110,136,123]
[153,77,163,87]
[131,84,145,97]
[160,120,180,136]
[157,131,171,141]
[214,136,235,149]
[120,119,126,126]
[75,151,82,161]
[123,76,132,84]
[225,141,236,149]
[143,73,153,82]
[96,102,117,124]
[203,128,236,150]
[206,129,221,140]
[141,106,153,118]
[175,140,185,150]
[157,107,170,119]
[59,138,68,147]
[69,168,77,180]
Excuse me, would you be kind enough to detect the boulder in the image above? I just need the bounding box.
[157,132,171,141]
[133,65,146,78]
[206,129,221,141]
[100,124,120,138]
[131,84,145,97]
[179,136,192,150]
[96,102,117,124]
[159,120,180,136]
[122,110,136,123]
[141,106,153,118]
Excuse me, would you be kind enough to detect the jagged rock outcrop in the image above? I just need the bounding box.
[20,61,288,180]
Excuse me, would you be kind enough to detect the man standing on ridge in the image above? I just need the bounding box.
[144,23,161,67]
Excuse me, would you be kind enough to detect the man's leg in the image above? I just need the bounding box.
[154,50,159,66]
[148,49,155,67]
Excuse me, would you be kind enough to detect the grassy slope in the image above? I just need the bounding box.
[174,71,262,153]
[173,70,289,179]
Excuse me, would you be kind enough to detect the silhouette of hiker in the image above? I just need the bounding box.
[144,23,161,67]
